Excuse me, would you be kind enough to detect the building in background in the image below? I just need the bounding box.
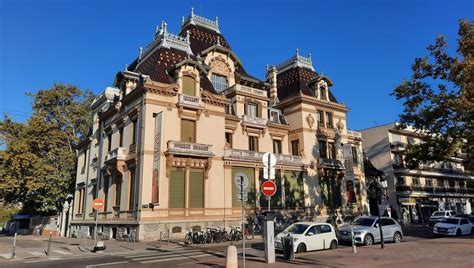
[361,123,473,225]
[71,9,366,241]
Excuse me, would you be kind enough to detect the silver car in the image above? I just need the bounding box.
[337,216,403,246]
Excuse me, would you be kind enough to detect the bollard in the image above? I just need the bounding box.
[351,226,357,253]
[84,230,87,251]
[46,232,52,255]
[11,233,17,259]
[225,245,238,268]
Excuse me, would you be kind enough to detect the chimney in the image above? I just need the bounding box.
[266,65,278,100]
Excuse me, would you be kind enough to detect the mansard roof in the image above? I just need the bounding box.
[273,50,339,103]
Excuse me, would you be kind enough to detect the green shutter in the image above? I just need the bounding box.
[169,168,185,208]
[188,168,204,208]
[257,103,262,118]
[183,76,196,96]
[232,167,255,208]
[284,171,303,207]
[181,120,196,143]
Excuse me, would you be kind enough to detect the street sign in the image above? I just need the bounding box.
[262,152,277,167]
[92,198,104,210]
[263,167,276,180]
[234,172,249,190]
[261,180,277,197]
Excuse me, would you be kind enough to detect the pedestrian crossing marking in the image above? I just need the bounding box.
[53,249,72,255]
[132,250,215,262]
[29,251,44,256]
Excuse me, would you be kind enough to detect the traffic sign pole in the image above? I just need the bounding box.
[94,209,98,251]
[267,153,271,212]
[241,178,245,268]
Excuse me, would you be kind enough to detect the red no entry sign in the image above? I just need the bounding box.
[261,180,277,197]
[92,198,104,210]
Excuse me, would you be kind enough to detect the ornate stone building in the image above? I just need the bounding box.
[71,9,367,241]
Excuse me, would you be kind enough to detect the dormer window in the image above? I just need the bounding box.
[320,86,327,100]
[182,76,196,96]
[211,73,228,92]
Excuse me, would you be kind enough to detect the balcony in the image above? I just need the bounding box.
[178,94,204,110]
[396,185,474,195]
[390,141,406,152]
[104,147,127,163]
[347,130,362,139]
[223,148,303,166]
[242,115,268,129]
[167,140,214,157]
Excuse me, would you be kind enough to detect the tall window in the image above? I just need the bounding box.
[249,136,258,151]
[225,132,233,148]
[77,187,85,214]
[211,73,228,92]
[393,154,404,167]
[246,103,258,117]
[188,168,204,208]
[291,139,300,156]
[128,168,135,210]
[169,167,185,208]
[115,176,122,206]
[82,149,88,171]
[107,133,112,152]
[273,139,282,154]
[425,178,432,187]
[412,177,420,186]
[119,127,124,147]
[182,76,196,96]
[181,119,196,143]
[325,112,333,128]
[319,140,327,158]
[131,120,137,145]
[351,146,358,165]
[317,110,324,127]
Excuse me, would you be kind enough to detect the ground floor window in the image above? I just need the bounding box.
[169,167,204,209]
[283,171,304,207]
[169,167,186,208]
[259,169,282,208]
[188,168,204,208]
[320,175,342,208]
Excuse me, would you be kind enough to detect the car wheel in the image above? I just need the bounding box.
[296,243,306,253]
[393,232,402,243]
[456,229,462,236]
[364,234,374,246]
[329,240,338,249]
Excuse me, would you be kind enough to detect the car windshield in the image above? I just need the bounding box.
[442,218,459,224]
[351,218,375,226]
[285,224,309,234]
[433,212,445,216]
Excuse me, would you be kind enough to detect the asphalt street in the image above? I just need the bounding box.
[1,229,473,268]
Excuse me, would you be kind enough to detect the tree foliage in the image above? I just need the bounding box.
[0,84,95,213]
[392,19,473,169]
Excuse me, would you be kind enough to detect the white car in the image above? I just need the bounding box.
[433,217,472,236]
[274,222,338,253]
[429,210,457,226]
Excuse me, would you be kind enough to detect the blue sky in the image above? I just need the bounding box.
[0,0,472,130]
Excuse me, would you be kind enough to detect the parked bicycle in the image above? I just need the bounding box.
[228,226,242,241]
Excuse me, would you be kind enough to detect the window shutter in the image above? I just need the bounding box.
[169,168,185,208]
[181,120,196,143]
[182,76,196,96]
[257,103,262,118]
[188,169,204,208]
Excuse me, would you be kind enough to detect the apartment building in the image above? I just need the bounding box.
[71,10,366,241]
[361,123,473,224]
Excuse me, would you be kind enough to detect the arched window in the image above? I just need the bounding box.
[211,73,228,92]
[182,76,196,96]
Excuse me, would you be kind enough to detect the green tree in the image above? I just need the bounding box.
[0,84,95,213]
[392,19,473,169]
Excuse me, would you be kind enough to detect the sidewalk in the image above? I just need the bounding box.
[0,234,181,262]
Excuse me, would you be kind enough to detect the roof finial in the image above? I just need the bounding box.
[296,48,300,57]
[163,21,167,35]
[308,52,312,63]
[191,7,194,16]
[139,47,143,60]
[215,16,219,27]
[125,64,128,71]
[155,25,160,34]
[182,16,185,26]
[217,36,221,46]
[266,64,269,73]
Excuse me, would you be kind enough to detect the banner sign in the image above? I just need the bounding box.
[152,112,162,204]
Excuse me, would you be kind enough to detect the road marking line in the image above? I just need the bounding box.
[132,250,209,261]
[122,249,204,258]
[53,249,72,255]
[140,253,211,264]
[0,253,11,259]
[86,261,129,267]
[29,251,44,256]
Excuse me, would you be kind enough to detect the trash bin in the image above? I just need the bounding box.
[282,235,294,260]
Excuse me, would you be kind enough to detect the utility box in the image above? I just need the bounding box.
[263,212,275,264]
[282,235,295,260]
